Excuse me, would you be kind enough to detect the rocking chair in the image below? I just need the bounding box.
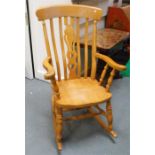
[36,4,126,151]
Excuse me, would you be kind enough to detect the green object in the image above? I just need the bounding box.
[121,60,130,77]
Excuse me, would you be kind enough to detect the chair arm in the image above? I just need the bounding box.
[43,57,60,98]
[96,53,126,71]
[43,57,55,80]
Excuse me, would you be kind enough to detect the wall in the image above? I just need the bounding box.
[25,2,33,79]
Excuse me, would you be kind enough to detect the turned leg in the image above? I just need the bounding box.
[55,106,63,151]
[106,100,113,130]
[52,97,56,138]
[106,100,117,137]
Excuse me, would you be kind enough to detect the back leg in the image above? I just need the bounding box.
[106,100,117,137]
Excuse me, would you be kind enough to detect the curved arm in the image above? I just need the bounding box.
[96,53,126,71]
[43,57,55,80]
[43,57,60,98]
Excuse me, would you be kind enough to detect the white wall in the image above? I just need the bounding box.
[28,0,114,81]
[25,2,33,79]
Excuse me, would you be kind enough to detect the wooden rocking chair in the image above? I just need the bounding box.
[36,5,126,151]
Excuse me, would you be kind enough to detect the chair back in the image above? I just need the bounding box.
[36,5,102,80]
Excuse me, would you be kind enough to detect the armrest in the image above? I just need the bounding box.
[96,53,126,71]
[43,57,55,80]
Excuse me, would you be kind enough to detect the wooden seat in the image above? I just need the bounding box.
[57,78,111,108]
[36,4,126,151]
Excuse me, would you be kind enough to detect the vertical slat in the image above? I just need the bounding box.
[84,18,89,78]
[70,17,74,25]
[76,17,81,77]
[50,18,61,81]
[42,21,52,58]
[64,17,68,25]
[106,69,115,92]
[91,20,97,79]
[99,64,109,85]
[59,17,67,80]
[70,17,76,53]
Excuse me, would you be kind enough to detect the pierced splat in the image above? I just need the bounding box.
[64,17,77,79]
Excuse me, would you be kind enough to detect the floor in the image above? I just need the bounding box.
[25,77,130,155]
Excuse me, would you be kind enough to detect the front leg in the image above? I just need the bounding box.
[55,106,63,151]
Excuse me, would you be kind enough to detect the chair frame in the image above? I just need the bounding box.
[36,5,126,151]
